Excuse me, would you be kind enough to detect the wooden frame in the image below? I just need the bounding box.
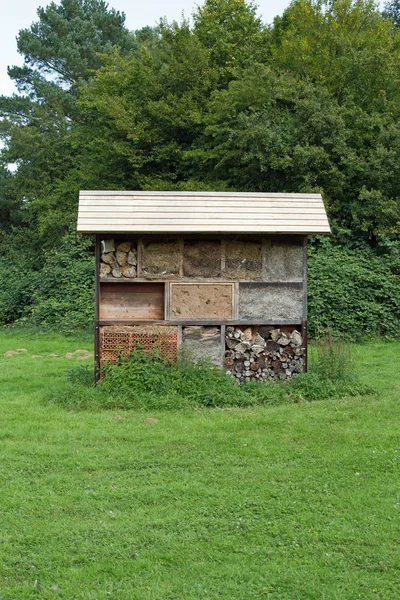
[94,233,310,381]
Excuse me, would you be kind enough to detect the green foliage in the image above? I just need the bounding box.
[308,238,400,338]
[313,332,354,381]
[52,335,374,411]
[271,0,400,110]
[29,232,95,331]
[0,230,94,331]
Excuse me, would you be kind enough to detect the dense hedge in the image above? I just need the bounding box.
[308,239,400,339]
[0,232,95,332]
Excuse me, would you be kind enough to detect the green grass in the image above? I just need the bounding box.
[0,330,399,599]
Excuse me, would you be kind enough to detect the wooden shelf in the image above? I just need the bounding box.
[98,319,303,327]
[99,278,304,285]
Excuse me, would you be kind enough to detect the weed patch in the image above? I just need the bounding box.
[48,340,375,411]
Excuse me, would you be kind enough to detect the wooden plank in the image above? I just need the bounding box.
[99,319,302,327]
[234,282,239,321]
[99,277,304,284]
[303,236,308,322]
[78,216,329,224]
[79,222,330,229]
[137,238,143,277]
[98,319,303,326]
[80,191,322,198]
[165,282,170,321]
[79,205,326,213]
[99,282,164,320]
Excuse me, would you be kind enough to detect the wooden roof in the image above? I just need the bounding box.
[77,191,331,234]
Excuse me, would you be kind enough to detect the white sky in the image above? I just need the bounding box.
[0,0,292,96]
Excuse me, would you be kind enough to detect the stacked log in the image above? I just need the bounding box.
[225,326,305,383]
[100,240,137,278]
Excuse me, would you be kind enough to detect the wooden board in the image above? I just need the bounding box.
[99,282,165,321]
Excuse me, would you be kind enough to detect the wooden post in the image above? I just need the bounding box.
[137,238,143,277]
[302,235,308,372]
[94,235,101,383]
[179,238,184,278]
[221,239,226,275]
[220,324,226,369]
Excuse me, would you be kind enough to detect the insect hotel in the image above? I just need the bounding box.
[77,191,330,382]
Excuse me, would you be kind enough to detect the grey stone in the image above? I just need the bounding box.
[112,265,122,278]
[234,343,248,354]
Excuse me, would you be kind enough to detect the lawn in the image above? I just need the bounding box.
[0,330,399,599]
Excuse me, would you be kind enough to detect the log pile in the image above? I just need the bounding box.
[100,240,137,278]
[225,326,305,382]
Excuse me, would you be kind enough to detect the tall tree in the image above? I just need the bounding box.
[271,0,400,111]
[0,0,134,243]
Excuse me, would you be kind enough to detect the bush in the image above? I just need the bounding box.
[308,238,400,339]
[28,232,94,332]
[0,229,94,332]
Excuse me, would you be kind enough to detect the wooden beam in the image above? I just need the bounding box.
[94,235,101,383]
[98,319,303,326]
